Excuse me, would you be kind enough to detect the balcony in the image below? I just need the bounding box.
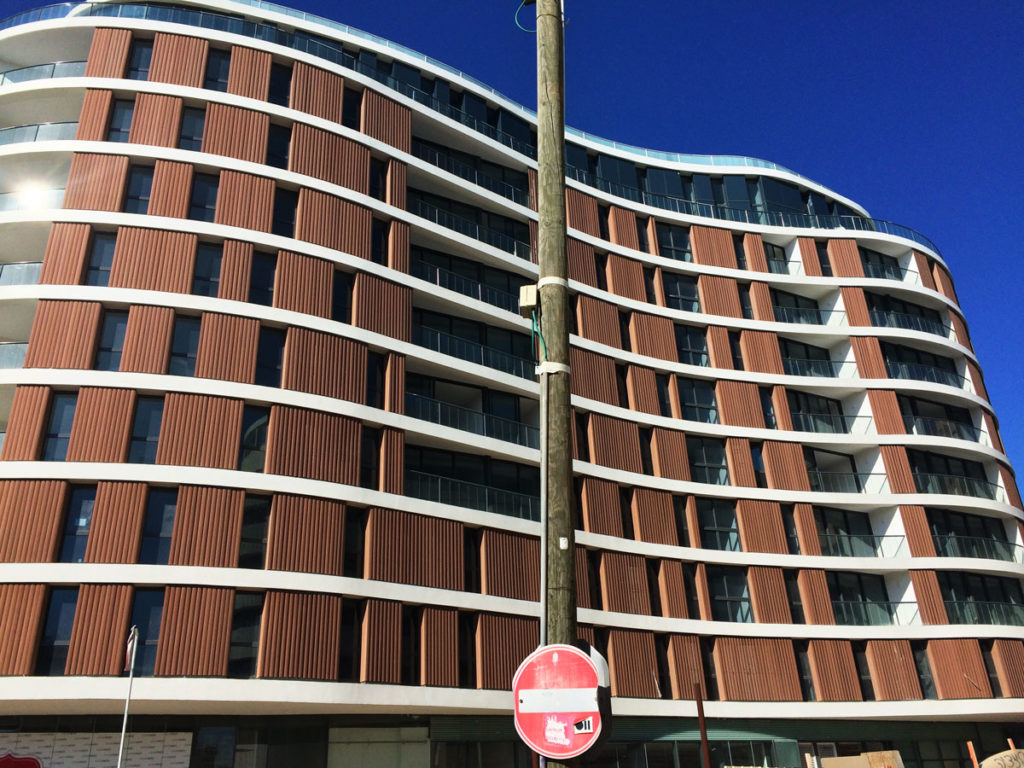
[831,600,917,626]
[944,600,1024,626]
[869,309,949,337]
[819,533,907,558]
[772,305,828,325]
[412,325,533,380]
[0,121,77,147]
[861,262,905,281]
[933,535,1024,564]
[782,357,843,378]
[884,360,962,388]
[405,469,539,521]
[0,60,85,86]
[0,342,27,369]
[0,262,41,285]
[806,471,888,494]
[408,198,531,260]
[903,414,982,443]
[411,141,529,207]
[790,411,871,435]
[405,392,538,448]
[409,259,518,314]
[912,472,999,500]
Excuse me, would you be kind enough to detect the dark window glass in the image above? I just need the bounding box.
[728,330,744,370]
[106,99,134,142]
[228,592,263,678]
[400,605,422,685]
[272,187,298,238]
[686,436,729,485]
[618,312,632,351]
[751,441,767,487]
[907,449,991,497]
[615,365,629,409]
[123,166,153,214]
[655,373,672,418]
[188,173,219,222]
[795,641,815,700]
[635,216,650,252]
[370,219,389,265]
[128,396,163,464]
[785,570,805,623]
[248,252,276,307]
[360,427,381,490]
[705,565,751,622]
[738,284,753,319]
[266,123,291,169]
[95,311,128,371]
[191,242,222,296]
[677,377,717,423]
[42,392,77,461]
[781,504,800,554]
[85,232,117,287]
[697,498,739,551]
[759,386,776,428]
[169,314,202,375]
[339,599,365,682]
[203,48,231,91]
[267,62,292,106]
[369,158,387,202]
[342,506,366,578]
[805,447,860,493]
[816,241,833,276]
[852,641,875,700]
[912,641,936,699]
[700,637,718,699]
[178,107,205,151]
[638,427,654,475]
[860,246,902,280]
[59,486,95,563]
[254,326,285,387]
[788,389,847,433]
[34,587,77,675]
[764,241,789,274]
[772,287,821,323]
[643,267,657,304]
[656,223,691,261]
[238,495,270,569]
[366,352,387,409]
[732,234,747,269]
[138,488,176,565]
[238,406,269,472]
[332,270,353,323]
[126,38,153,80]
[594,253,608,291]
[674,325,708,367]
[341,87,362,130]
[128,588,163,676]
[663,273,700,312]
[982,641,1003,697]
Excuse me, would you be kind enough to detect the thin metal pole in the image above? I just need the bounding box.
[116,625,139,768]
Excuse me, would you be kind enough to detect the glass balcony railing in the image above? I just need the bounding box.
[832,600,916,626]
[0,59,85,86]
[884,360,963,388]
[933,535,1024,564]
[944,600,1024,626]
[0,121,77,146]
[411,141,529,207]
[0,342,27,369]
[869,309,950,337]
[409,197,531,260]
[0,262,42,285]
[771,305,828,325]
[412,326,533,380]
[861,262,905,281]
[819,533,907,558]
[405,469,540,521]
[405,392,538,449]
[903,414,982,443]
[790,411,872,435]
[912,472,1000,500]
[782,357,843,378]
[806,471,888,494]
[409,259,519,314]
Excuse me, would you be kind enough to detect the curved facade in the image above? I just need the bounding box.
[0,1,1021,766]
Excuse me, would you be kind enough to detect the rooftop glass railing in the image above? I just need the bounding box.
[789,412,872,435]
[819,533,907,558]
[933,535,1024,564]
[0,60,85,86]
[0,121,78,145]
[903,414,983,443]
[869,310,951,337]
[0,342,27,369]
[411,141,529,207]
[911,472,1000,500]
[883,360,963,388]
[0,262,42,286]
[405,468,540,521]
[409,197,531,260]
[831,600,917,626]
[405,392,539,449]
[412,325,533,380]
[944,600,1024,627]
[409,259,519,314]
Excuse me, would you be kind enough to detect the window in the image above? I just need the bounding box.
[852,641,875,701]
[139,488,176,564]
[700,637,719,699]
[674,325,708,366]
[935,571,1024,624]
[881,341,959,387]
[123,165,153,214]
[907,449,992,498]
[369,157,388,201]
[781,505,800,555]
[784,570,804,623]
[42,392,77,461]
[128,396,163,463]
[59,486,95,563]
[594,253,608,291]
[795,641,815,700]
[911,641,936,699]
[764,241,788,274]
[203,48,231,91]
[706,565,751,622]
[981,641,1003,697]
[254,326,285,387]
[575,412,590,461]
[128,589,163,676]
[815,241,832,276]
[272,187,298,237]
[106,99,134,142]
[635,216,650,252]
[615,365,629,409]
[638,427,654,475]
[167,316,200,376]
[787,389,847,433]
[732,235,747,270]
[656,223,691,261]
[618,312,632,351]
[655,373,672,418]
[759,386,776,428]
[370,219,389,265]
[188,173,219,222]
[750,442,767,487]
[400,605,423,685]
[860,247,902,280]
[85,232,117,287]
[125,38,153,80]
[676,377,718,423]
[663,272,700,312]
[366,352,387,409]
[332,270,353,323]
[772,288,821,324]
[814,506,875,557]
[238,406,269,472]
[643,267,657,304]
[805,447,860,493]
[360,426,381,490]
[228,592,263,678]
[687,436,729,485]
[728,330,744,370]
[178,107,205,151]
[826,571,890,625]
[899,394,975,441]
[191,242,222,296]
[267,62,292,107]
[697,498,739,551]
[341,87,362,130]
[343,506,367,578]
[266,123,291,170]
[94,311,128,371]
[248,252,277,307]
[927,507,1011,560]
[738,284,753,319]
[780,337,832,377]
[339,599,365,682]
[866,292,946,335]
[34,587,77,675]
[238,495,270,569]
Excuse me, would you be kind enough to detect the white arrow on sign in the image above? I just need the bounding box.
[517,687,599,714]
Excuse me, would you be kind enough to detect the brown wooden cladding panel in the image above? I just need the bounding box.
[1000,465,1023,511]
[632,488,677,546]
[576,295,622,349]
[748,567,792,623]
[726,438,756,488]
[154,586,231,677]
[579,477,621,537]
[215,171,274,233]
[565,188,600,236]
[0,480,66,562]
[76,89,112,142]
[476,613,538,689]
[690,226,737,268]
[261,591,341,681]
[361,89,411,153]
[0,387,51,461]
[421,607,458,687]
[282,328,366,402]
[667,634,705,699]
[202,103,269,164]
[631,312,679,362]
[169,485,244,568]
[385,353,405,414]
[481,529,539,601]
[698,275,742,318]
[867,390,905,434]
[693,563,713,620]
[588,414,642,473]
[569,347,618,405]
[290,62,345,124]
[576,548,592,610]
[912,252,937,291]
[607,207,639,250]
[932,263,960,305]
[743,234,769,273]
[950,313,972,352]
[39,223,92,285]
[880,445,916,494]
[808,640,862,702]
[24,300,101,369]
[763,441,810,491]
[748,281,775,322]
[715,637,801,701]
[295,189,371,258]
[793,504,820,555]
[0,584,46,674]
[606,253,645,301]
[909,570,948,624]
[265,494,345,575]
[379,428,403,495]
[364,507,463,590]
[386,160,408,210]
[627,365,660,415]
[65,387,134,462]
[600,552,650,615]
[149,33,207,87]
[650,268,668,306]
[899,505,936,557]
[840,287,871,326]
[360,600,401,683]
[148,161,192,218]
[967,361,989,402]
[289,123,369,193]
[866,640,922,700]
[155,394,243,470]
[266,406,359,485]
[65,584,132,675]
[771,385,794,430]
[991,639,1024,697]
[218,241,252,301]
[706,326,732,370]
[127,93,182,147]
[608,629,659,698]
[567,238,598,286]
[798,569,835,624]
[352,273,412,342]
[227,47,271,100]
[736,500,787,554]
[273,250,331,318]
[195,313,259,384]
[659,561,690,619]
[64,153,129,211]
[85,27,131,77]
[110,227,197,292]
[652,428,690,481]
[716,381,764,428]
[851,337,888,378]
[928,639,991,699]
[120,305,174,374]
[739,331,784,374]
[827,239,863,277]
[797,238,823,277]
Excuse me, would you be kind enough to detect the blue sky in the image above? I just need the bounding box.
[5,0,1023,467]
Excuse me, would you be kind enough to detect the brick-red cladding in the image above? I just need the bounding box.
[121,305,175,374]
[0,480,66,562]
[726,437,757,487]
[149,33,208,87]
[364,507,462,589]
[361,89,411,152]
[743,234,769,272]
[76,89,111,142]
[715,637,801,701]
[84,28,132,78]
[605,253,645,301]
[932,263,960,305]
[218,240,253,301]
[0,387,51,461]
[912,251,938,291]
[266,494,345,576]
[706,326,733,370]
[967,361,989,402]
[261,591,341,680]
[798,569,835,624]
[771,385,794,430]
[748,566,793,623]
[148,161,192,218]
[202,103,269,164]
[808,640,862,701]
[154,586,232,677]
[295,188,371,258]
[748,282,775,322]
[0,584,47,674]
[667,634,705,699]
[716,380,765,428]
[155,394,243,470]
[576,295,622,349]
[63,153,129,211]
[385,353,405,414]
[850,337,888,378]
[840,287,871,326]
[763,441,811,491]
[909,570,948,624]
[215,171,275,233]
[226,46,271,100]
[739,331,784,375]
[928,639,991,699]
[265,406,360,485]
[651,428,690,481]
[950,313,973,352]
[169,486,245,567]
[289,62,345,123]
[387,161,407,211]
[24,300,101,369]
[579,477,622,537]
[631,312,679,362]
[39,223,92,285]
[880,445,916,494]
[379,427,404,495]
[290,123,369,193]
[659,561,690,619]
[422,607,459,687]
[866,640,922,701]
[588,414,642,473]
[481,529,539,601]
[797,238,823,277]
[352,273,412,342]
[736,499,787,554]
[361,599,400,683]
[867,390,905,434]
[128,93,183,148]
[698,275,742,318]
[690,226,737,268]
[565,188,600,236]
[600,552,650,614]
[195,313,259,384]
[65,584,132,675]
[793,503,819,555]
[627,365,660,414]
[632,488,677,545]
[65,387,134,462]
[899,505,937,557]
[569,347,618,405]
[476,614,538,689]
[282,327,367,403]
[110,227,197,292]
[827,239,863,277]
[607,206,640,250]
[567,238,598,285]
[991,639,1024,697]
[389,220,410,272]
[608,629,659,697]
[274,250,332,318]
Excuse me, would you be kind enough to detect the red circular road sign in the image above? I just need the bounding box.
[513,644,606,760]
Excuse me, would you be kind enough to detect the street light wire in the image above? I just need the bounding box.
[514,0,536,33]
